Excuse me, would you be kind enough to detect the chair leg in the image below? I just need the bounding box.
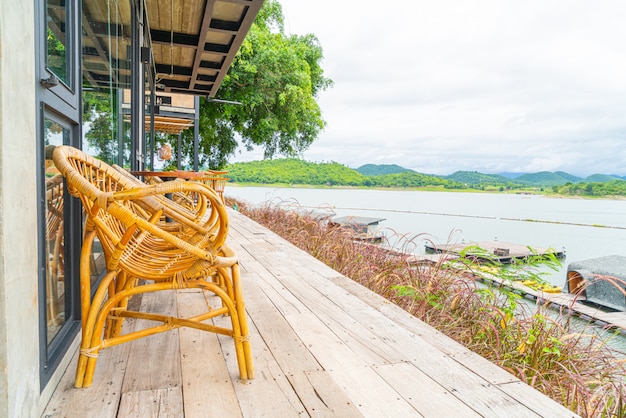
[230,263,254,379]
[104,271,131,339]
[209,256,253,378]
[79,230,97,334]
[76,275,254,387]
[75,269,118,388]
[196,280,252,381]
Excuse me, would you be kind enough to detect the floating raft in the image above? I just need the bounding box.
[330,216,386,243]
[424,240,565,264]
[567,255,626,312]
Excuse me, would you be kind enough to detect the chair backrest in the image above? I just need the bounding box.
[52,146,229,279]
[111,164,218,229]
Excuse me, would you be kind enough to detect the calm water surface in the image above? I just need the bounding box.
[227,186,626,288]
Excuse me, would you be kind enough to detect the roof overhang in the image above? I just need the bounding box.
[82,0,263,97]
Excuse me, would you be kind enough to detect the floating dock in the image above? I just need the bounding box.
[330,215,386,243]
[567,255,626,312]
[424,240,565,264]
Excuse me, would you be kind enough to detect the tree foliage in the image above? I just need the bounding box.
[553,180,626,197]
[83,90,128,165]
[177,0,333,169]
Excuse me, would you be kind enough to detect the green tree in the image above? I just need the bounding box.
[83,90,127,165]
[179,0,332,169]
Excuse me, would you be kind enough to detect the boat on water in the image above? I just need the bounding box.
[567,255,626,312]
[329,216,386,243]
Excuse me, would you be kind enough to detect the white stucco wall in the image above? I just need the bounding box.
[0,1,41,417]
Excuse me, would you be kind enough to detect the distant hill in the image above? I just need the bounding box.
[585,174,623,182]
[227,159,448,188]
[554,171,582,183]
[446,171,510,185]
[497,172,527,179]
[225,159,626,193]
[356,164,413,176]
[515,171,581,186]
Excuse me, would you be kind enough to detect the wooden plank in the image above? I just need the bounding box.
[328,274,503,357]
[248,247,467,366]
[282,311,421,417]
[41,343,131,418]
[313,270,562,415]
[373,362,481,418]
[448,350,519,385]
[497,381,580,418]
[250,252,405,365]
[213,314,308,417]
[240,270,325,374]
[230,243,414,415]
[121,289,182,393]
[177,291,243,418]
[405,351,542,417]
[236,235,418,367]
[117,387,184,417]
[286,370,363,418]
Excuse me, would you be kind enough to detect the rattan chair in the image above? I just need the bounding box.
[200,170,229,204]
[52,145,253,388]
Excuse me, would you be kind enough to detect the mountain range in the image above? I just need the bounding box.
[356,164,626,187]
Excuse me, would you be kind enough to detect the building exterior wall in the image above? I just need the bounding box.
[0,1,43,417]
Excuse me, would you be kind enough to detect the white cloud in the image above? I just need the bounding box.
[235,0,626,177]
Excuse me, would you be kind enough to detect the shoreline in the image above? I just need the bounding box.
[227,182,626,201]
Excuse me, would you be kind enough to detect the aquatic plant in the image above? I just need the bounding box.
[232,197,626,417]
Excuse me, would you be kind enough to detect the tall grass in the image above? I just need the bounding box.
[232,198,626,417]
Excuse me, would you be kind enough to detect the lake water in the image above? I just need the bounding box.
[226,186,626,288]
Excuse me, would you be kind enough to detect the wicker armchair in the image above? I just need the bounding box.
[200,170,229,204]
[52,146,253,388]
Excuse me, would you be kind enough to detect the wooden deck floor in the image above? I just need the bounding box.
[43,210,579,417]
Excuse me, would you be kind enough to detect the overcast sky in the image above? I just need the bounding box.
[235,1,626,177]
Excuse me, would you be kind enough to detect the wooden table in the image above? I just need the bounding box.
[132,170,208,181]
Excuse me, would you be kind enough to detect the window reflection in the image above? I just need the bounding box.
[82,0,131,167]
[46,0,71,86]
[44,119,68,342]
[81,0,132,288]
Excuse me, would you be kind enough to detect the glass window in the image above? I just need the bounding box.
[43,117,70,343]
[82,0,131,167]
[46,0,72,87]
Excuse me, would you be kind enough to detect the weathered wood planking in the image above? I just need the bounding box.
[41,341,132,417]
[228,209,578,418]
[243,248,540,417]
[372,362,482,418]
[121,289,182,393]
[117,387,184,417]
[177,291,243,418]
[218,269,369,417]
[212,314,309,417]
[286,370,364,418]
